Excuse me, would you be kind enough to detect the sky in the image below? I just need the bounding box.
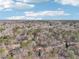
[0,0,79,20]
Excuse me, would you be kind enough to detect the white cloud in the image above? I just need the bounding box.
[14,2,34,9]
[0,0,14,9]
[0,0,79,10]
[7,16,25,20]
[25,10,70,17]
[0,0,34,10]
[54,0,79,6]
[0,0,50,10]
[16,0,49,3]
[7,16,42,20]
[0,0,51,9]
[7,10,70,20]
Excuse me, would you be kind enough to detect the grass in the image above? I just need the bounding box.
[20,40,33,48]
[8,55,13,59]
[0,26,5,32]
[75,32,79,42]
[27,29,41,36]
[0,48,5,54]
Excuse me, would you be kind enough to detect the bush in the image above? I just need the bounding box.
[68,50,76,59]
[0,35,11,44]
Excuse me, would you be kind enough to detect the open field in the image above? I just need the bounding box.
[0,20,79,59]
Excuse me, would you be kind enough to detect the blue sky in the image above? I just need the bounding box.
[0,0,79,20]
